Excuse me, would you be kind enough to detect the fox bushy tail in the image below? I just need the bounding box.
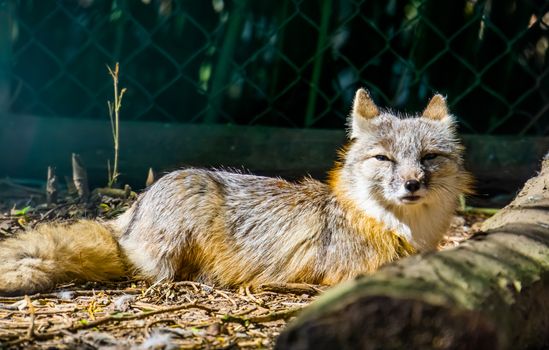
[0,220,126,295]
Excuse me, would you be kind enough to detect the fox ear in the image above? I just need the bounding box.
[352,88,379,120]
[350,88,380,138]
[422,94,448,121]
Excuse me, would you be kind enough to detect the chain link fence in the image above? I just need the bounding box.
[2,0,548,134]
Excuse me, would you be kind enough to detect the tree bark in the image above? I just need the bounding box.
[277,155,549,350]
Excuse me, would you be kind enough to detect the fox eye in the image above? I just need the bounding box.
[374,155,391,161]
[422,153,439,161]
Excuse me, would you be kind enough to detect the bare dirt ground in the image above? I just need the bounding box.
[0,179,490,350]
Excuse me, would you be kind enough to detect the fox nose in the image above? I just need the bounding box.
[404,180,421,193]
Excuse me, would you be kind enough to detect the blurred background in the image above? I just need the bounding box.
[0,0,548,198]
[3,0,548,132]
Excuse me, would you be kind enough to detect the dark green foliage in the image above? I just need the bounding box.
[6,0,549,134]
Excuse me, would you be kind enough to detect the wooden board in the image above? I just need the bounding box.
[1,114,548,199]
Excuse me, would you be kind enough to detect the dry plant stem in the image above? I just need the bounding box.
[0,288,143,302]
[46,166,58,206]
[221,306,304,325]
[3,300,297,347]
[64,175,77,196]
[170,281,238,306]
[3,302,215,347]
[144,318,179,337]
[26,313,35,339]
[37,203,72,224]
[214,289,238,307]
[458,206,499,216]
[3,293,303,346]
[24,295,35,340]
[232,306,258,316]
[247,307,304,323]
[107,63,127,188]
[3,308,79,315]
[93,187,137,199]
[123,184,132,199]
[245,286,264,305]
[258,283,323,296]
[172,281,200,293]
[146,167,156,187]
[71,153,89,200]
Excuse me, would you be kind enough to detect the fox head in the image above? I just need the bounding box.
[338,88,472,208]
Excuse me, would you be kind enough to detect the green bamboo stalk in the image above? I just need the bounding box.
[204,0,247,124]
[304,0,332,127]
[268,0,290,97]
[0,0,13,113]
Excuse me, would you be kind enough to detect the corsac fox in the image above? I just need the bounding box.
[0,89,472,295]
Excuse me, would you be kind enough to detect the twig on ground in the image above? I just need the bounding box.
[212,289,238,308]
[36,203,71,224]
[231,306,257,316]
[144,318,179,338]
[458,206,499,216]
[0,306,78,315]
[2,302,215,347]
[0,288,142,302]
[258,283,324,296]
[24,296,35,340]
[172,281,200,293]
[221,306,304,325]
[93,187,137,199]
[245,286,264,306]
